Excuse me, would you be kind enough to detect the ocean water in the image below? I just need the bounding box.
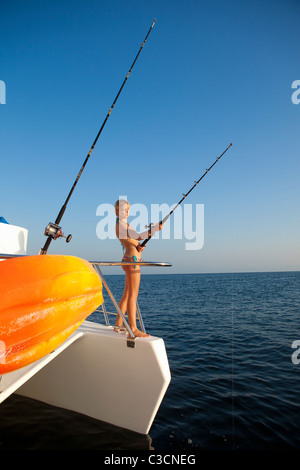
[0,271,299,451]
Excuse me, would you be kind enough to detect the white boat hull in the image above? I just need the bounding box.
[10,321,170,435]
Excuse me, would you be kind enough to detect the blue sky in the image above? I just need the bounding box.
[1,0,299,274]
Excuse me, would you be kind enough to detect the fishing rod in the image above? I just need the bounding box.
[40,19,157,255]
[140,142,232,248]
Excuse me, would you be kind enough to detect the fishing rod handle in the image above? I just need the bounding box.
[140,219,164,248]
[140,238,150,248]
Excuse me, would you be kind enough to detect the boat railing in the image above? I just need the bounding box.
[90,261,171,346]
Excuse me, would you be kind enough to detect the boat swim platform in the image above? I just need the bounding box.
[0,321,171,435]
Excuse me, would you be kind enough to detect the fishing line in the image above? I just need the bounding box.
[231,271,235,449]
[40,19,157,254]
[140,142,233,248]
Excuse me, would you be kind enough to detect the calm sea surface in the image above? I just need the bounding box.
[1,271,300,451]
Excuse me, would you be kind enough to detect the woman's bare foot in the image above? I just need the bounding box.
[130,327,150,338]
[114,319,125,333]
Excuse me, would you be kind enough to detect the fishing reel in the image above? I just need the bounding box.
[44,222,72,243]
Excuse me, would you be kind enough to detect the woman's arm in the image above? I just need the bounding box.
[128,221,164,241]
[117,220,164,241]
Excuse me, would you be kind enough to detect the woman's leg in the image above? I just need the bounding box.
[126,267,149,337]
[115,272,129,330]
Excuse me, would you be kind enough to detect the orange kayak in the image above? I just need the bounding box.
[0,255,103,373]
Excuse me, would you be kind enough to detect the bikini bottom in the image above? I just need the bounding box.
[122,255,143,269]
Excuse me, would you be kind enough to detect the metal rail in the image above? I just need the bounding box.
[0,254,171,266]
[89,261,171,267]
[91,261,171,344]
[0,253,26,259]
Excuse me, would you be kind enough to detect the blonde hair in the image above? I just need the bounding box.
[114,199,130,215]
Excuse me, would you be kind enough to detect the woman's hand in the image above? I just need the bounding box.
[152,221,164,233]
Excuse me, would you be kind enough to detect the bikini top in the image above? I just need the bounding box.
[116,217,140,253]
[116,217,126,253]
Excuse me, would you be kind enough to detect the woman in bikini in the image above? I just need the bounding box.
[114,199,163,338]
